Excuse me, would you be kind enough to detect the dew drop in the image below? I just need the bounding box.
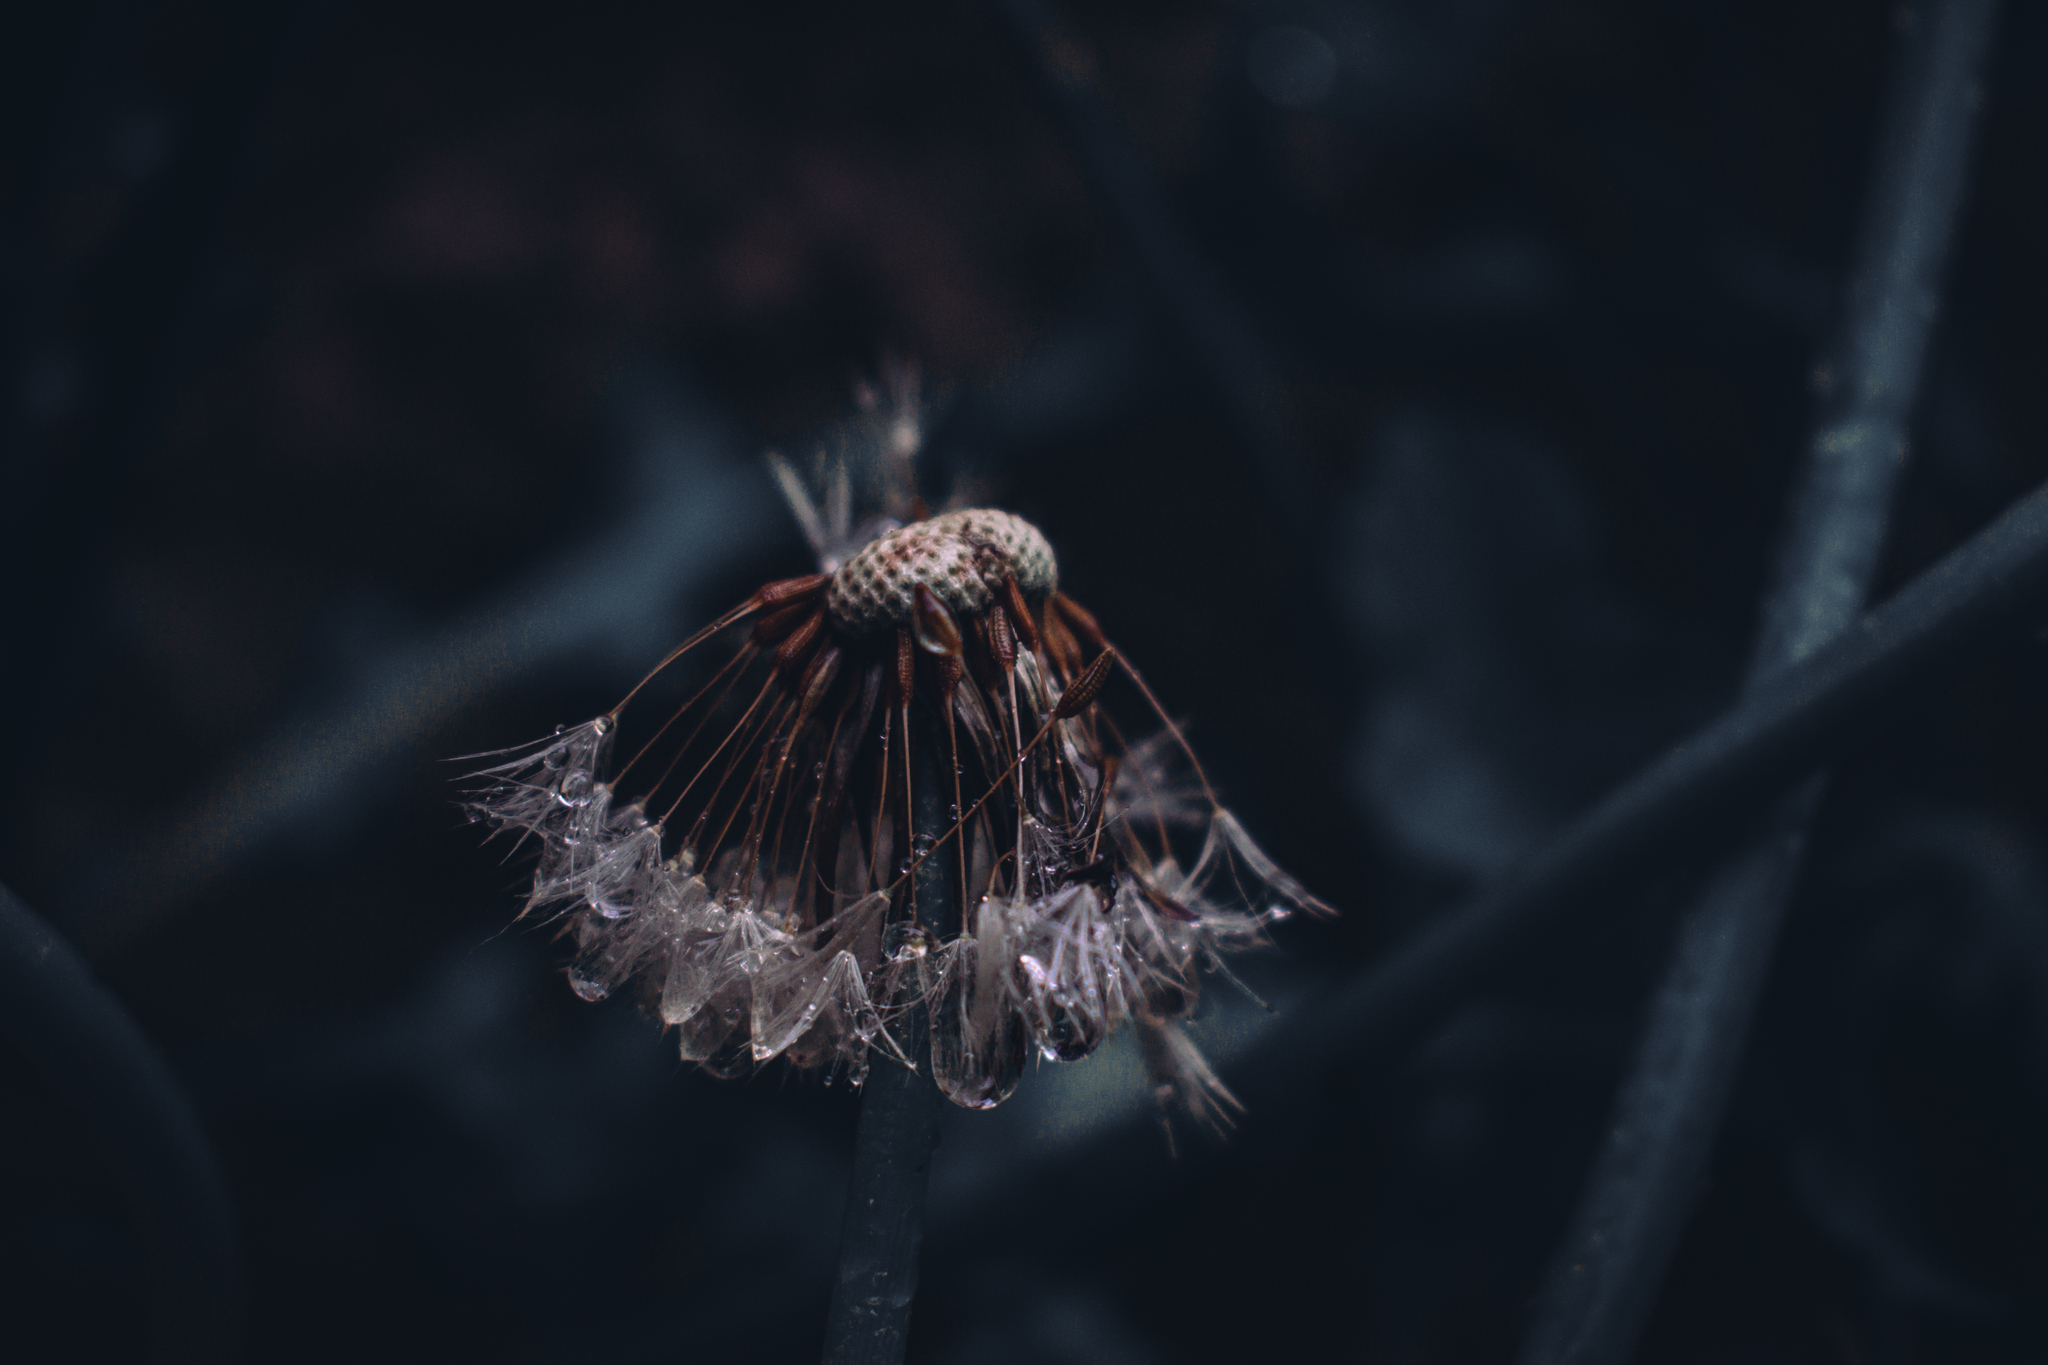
[911,833,936,856]
[568,972,609,1002]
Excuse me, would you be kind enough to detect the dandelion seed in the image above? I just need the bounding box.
[460,374,1331,1126]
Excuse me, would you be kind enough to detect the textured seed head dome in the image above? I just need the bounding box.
[827,508,1057,634]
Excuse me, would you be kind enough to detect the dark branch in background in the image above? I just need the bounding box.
[1516,2,2002,1361]
[0,882,242,1364]
[980,0,1310,516]
[1270,459,2048,1074]
[822,726,963,1365]
[1295,464,2048,1082]
[1751,0,2001,685]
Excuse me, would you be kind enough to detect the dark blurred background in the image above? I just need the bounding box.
[4,0,2048,1361]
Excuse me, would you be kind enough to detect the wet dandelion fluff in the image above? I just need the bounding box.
[461,382,1330,1121]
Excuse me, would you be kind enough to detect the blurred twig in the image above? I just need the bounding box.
[1298,455,2044,1085]
[0,880,242,1364]
[1517,3,2001,1359]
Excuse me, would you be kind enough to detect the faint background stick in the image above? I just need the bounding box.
[0,882,242,1364]
[1516,2,2003,1361]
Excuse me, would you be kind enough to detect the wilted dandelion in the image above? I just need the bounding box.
[463,374,1328,1123]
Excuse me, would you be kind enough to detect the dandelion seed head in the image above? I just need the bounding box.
[458,378,1328,1131]
[827,508,1057,634]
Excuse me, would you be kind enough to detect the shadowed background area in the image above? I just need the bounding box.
[4,0,2048,1361]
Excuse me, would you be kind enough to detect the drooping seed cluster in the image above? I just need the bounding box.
[463,473,1326,1125]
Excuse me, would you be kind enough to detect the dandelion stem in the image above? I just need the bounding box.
[1517,3,2000,1361]
[822,717,961,1365]
[0,880,243,1361]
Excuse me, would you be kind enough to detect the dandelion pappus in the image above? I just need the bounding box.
[461,374,1329,1123]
